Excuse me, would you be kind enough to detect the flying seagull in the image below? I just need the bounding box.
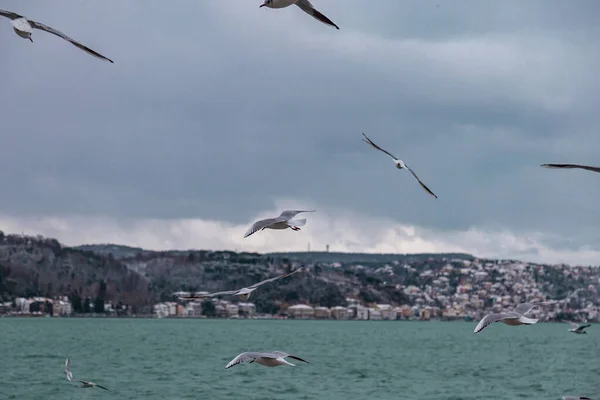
[260,0,339,30]
[562,397,593,400]
[178,266,302,301]
[64,358,109,391]
[225,351,309,369]
[541,164,600,173]
[0,9,113,63]
[562,320,591,334]
[474,302,539,333]
[361,133,438,198]
[244,210,315,238]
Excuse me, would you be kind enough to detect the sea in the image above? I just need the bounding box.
[1,318,598,400]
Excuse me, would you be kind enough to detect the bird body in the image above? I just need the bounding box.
[244,210,314,238]
[260,0,339,29]
[474,302,539,333]
[0,9,113,62]
[225,351,309,369]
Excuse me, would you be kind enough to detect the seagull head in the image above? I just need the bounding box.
[395,160,406,169]
[239,292,252,301]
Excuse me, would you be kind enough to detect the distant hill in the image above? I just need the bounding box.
[3,234,598,318]
[265,251,476,264]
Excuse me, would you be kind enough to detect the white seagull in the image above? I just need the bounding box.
[562,320,591,334]
[0,9,113,63]
[244,210,315,238]
[225,351,309,369]
[474,302,539,333]
[260,0,339,30]
[178,266,302,301]
[362,133,438,198]
[541,163,600,174]
[64,358,109,391]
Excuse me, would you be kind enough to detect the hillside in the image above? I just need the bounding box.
[3,235,599,320]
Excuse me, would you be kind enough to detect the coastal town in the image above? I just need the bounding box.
[2,256,598,323]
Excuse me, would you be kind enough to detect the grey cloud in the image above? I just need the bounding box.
[0,0,599,252]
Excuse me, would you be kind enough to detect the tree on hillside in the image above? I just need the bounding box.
[201,300,216,317]
[83,297,91,313]
[94,281,107,313]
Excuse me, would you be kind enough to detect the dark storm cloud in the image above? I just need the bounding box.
[0,0,599,251]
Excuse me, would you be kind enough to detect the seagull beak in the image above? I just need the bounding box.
[28,37,33,42]
[259,3,266,7]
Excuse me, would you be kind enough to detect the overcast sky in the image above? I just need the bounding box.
[1,0,599,264]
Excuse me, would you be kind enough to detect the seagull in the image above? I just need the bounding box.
[361,133,438,198]
[225,351,309,369]
[562,320,591,334]
[474,302,539,333]
[0,9,113,63]
[562,397,593,400]
[259,0,339,30]
[244,210,315,238]
[541,164,600,173]
[64,358,109,391]
[178,266,302,301]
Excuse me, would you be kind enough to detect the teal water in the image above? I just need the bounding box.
[1,318,598,400]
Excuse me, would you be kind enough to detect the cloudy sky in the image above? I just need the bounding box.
[1,0,599,264]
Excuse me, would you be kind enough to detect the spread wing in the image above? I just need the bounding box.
[541,164,600,173]
[514,303,536,315]
[243,217,285,238]
[28,20,114,63]
[361,133,399,160]
[474,313,516,333]
[271,351,310,364]
[95,384,109,391]
[562,320,579,329]
[405,164,438,198]
[247,266,302,289]
[225,352,266,369]
[294,0,339,29]
[575,324,591,332]
[179,289,239,300]
[0,9,23,20]
[64,359,73,381]
[278,209,315,220]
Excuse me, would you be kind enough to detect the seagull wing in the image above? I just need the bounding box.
[225,352,265,369]
[562,320,579,329]
[178,290,239,300]
[95,384,109,391]
[270,351,310,364]
[404,164,438,198]
[64,358,73,381]
[278,209,315,220]
[0,9,23,20]
[541,164,600,173]
[514,303,536,315]
[247,266,302,289]
[575,324,591,332]
[294,0,339,29]
[361,133,400,160]
[27,20,114,63]
[243,217,286,238]
[474,313,516,333]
